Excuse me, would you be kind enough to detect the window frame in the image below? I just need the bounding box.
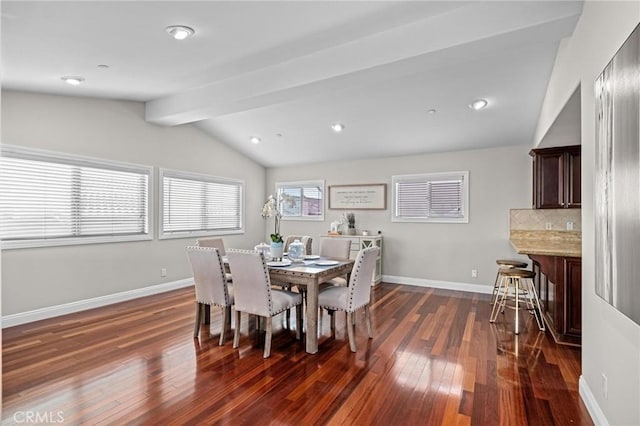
[0,144,153,249]
[275,180,325,221]
[391,171,469,223]
[159,168,244,240]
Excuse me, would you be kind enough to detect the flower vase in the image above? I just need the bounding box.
[347,227,356,235]
[270,241,284,260]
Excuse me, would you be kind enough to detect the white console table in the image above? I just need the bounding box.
[319,234,382,284]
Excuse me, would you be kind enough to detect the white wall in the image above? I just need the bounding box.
[267,145,531,289]
[1,91,266,316]
[534,2,640,425]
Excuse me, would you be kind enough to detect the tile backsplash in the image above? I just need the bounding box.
[510,209,581,231]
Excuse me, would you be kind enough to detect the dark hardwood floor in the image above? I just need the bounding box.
[2,283,592,425]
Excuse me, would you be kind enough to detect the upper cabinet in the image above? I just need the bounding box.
[530,145,581,209]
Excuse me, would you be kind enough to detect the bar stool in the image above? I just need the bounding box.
[490,268,545,334]
[490,259,528,305]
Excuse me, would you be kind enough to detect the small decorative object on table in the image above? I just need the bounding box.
[254,242,271,258]
[288,239,305,262]
[261,194,284,260]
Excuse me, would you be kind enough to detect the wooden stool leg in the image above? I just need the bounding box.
[490,275,507,322]
[514,277,520,334]
[526,278,546,331]
[490,271,500,305]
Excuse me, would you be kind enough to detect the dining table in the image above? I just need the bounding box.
[267,258,355,354]
[219,255,354,354]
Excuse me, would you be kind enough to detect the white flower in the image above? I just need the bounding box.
[261,195,280,218]
[261,194,283,242]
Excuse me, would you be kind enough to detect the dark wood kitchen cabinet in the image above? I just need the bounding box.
[530,254,581,346]
[530,145,581,209]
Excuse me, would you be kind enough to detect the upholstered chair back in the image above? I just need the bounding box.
[320,238,351,260]
[226,249,273,317]
[284,235,312,255]
[196,237,227,256]
[347,246,379,311]
[186,246,232,307]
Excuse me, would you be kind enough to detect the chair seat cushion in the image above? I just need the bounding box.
[324,277,347,287]
[318,286,348,311]
[271,289,302,315]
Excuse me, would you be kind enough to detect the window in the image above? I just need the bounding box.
[160,169,243,239]
[276,180,324,221]
[0,145,152,249]
[392,171,469,223]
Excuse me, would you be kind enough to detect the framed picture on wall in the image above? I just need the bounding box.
[594,22,640,326]
[328,183,387,210]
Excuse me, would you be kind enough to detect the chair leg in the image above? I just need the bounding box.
[264,316,272,358]
[329,310,336,336]
[193,303,202,338]
[365,305,373,338]
[295,304,303,340]
[347,312,357,352]
[233,310,241,348]
[285,309,290,330]
[220,306,231,346]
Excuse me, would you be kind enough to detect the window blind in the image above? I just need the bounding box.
[0,145,151,248]
[392,172,468,223]
[160,169,243,238]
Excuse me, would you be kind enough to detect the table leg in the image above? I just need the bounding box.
[305,279,319,354]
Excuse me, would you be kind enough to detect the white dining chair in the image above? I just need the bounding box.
[226,249,303,358]
[196,237,232,282]
[284,235,313,255]
[186,246,234,345]
[319,238,352,286]
[318,246,379,352]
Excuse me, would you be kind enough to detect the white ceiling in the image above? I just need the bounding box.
[1,1,583,167]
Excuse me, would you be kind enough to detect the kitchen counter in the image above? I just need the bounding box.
[509,230,582,257]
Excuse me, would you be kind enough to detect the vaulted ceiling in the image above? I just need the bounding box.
[1,1,583,167]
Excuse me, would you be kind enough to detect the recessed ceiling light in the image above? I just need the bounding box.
[331,123,345,133]
[427,109,437,114]
[165,25,195,40]
[250,136,261,144]
[469,99,488,110]
[61,76,84,86]
[97,64,110,69]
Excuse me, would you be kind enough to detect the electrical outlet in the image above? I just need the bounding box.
[545,222,552,230]
[602,373,608,399]
[471,269,478,278]
[566,221,574,230]
[161,268,167,277]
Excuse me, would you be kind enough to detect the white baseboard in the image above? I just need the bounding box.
[2,278,194,328]
[382,274,492,294]
[1,275,489,328]
[579,375,608,426]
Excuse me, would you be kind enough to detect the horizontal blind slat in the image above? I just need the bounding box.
[162,174,242,234]
[1,152,150,242]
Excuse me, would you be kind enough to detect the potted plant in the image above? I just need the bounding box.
[261,195,284,259]
[346,212,356,235]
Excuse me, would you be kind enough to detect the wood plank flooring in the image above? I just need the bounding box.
[2,283,593,425]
